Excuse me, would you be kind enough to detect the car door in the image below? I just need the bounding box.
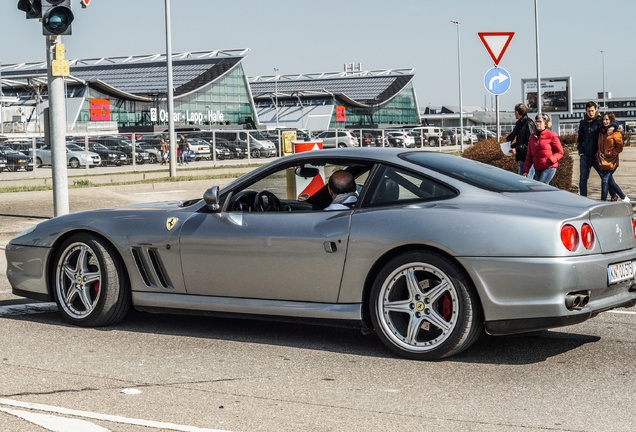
[178,210,351,303]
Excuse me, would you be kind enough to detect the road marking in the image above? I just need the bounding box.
[0,398,232,432]
[0,302,58,317]
[0,407,110,432]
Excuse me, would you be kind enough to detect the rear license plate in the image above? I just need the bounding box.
[608,261,635,285]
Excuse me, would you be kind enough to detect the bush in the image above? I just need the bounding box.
[462,138,574,192]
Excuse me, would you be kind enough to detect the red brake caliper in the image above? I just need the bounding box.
[441,293,452,321]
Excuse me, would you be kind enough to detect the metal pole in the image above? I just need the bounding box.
[451,20,464,152]
[534,0,542,113]
[0,62,3,135]
[600,50,606,110]
[274,67,279,129]
[47,35,69,216]
[165,0,176,177]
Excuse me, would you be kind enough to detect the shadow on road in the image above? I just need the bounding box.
[2,304,601,365]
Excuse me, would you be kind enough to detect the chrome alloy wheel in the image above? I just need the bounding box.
[55,242,102,319]
[377,263,459,352]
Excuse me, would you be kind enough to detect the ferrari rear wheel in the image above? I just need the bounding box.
[370,251,483,360]
[53,233,130,327]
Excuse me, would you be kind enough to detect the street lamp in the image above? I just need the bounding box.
[451,20,464,151]
[273,67,279,129]
[599,50,606,110]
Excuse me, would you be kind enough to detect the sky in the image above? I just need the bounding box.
[3,0,636,112]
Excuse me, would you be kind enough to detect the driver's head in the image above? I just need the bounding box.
[328,170,356,197]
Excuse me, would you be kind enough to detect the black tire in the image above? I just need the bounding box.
[251,149,260,158]
[148,154,157,164]
[69,158,80,169]
[429,138,439,146]
[337,143,347,148]
[52,233,131,327]
[370,251,483,360]
[36,157,43,168]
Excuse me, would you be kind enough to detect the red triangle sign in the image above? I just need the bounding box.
[478,32,514,66]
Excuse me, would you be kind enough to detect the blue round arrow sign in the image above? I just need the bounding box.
[483,67,511,95]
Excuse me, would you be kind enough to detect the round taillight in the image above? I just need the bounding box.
[581,223,594,249]
[561,224,579,251]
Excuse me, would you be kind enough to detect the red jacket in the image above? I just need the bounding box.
[523,129,563,174]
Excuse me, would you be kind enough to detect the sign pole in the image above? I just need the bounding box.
[496,95,500,140]
[46,35,69,216]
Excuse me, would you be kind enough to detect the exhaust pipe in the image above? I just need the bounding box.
[565,292,590,310]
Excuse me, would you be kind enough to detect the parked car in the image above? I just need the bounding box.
[351,131,377,147]
[442,128,457,145]
[0,145,33,171]
[185,137,212,160]
[472,128,496,140]
[411,126,444,146]
[212,137,244,159]
[136,144,161,164]
[0,153,6,172]
[314,130,360,148]
[386,131,416,148]
[205,130,277,158]
[34,143,102,168]
[86,142,128,166]
[8,148,636,361]
[91,136,150,164]
[4,141,47,155]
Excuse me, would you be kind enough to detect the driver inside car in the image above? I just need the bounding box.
[324,170,358,210]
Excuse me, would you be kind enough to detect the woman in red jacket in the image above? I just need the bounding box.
[522,113,564,184]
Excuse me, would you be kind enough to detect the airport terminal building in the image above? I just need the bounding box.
[0,50,420,135]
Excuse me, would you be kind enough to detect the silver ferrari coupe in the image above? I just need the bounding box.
[6,148,636,360]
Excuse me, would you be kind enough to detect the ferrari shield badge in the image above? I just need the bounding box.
[166,217,178,231]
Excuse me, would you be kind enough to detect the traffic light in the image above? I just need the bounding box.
[41,0,73,35]
[17,0,42,19]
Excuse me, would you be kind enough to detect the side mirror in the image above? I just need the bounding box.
[203,186,220,211]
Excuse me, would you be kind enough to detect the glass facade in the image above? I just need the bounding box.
[74,63,257,129]
[334,82,420,127]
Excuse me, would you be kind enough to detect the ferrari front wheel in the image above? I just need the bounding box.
[370,251,483,360]
[53,233,130,327]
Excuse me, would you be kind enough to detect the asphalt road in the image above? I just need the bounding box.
[1,162,635,432]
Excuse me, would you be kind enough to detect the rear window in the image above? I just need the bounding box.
[401,152,555,193]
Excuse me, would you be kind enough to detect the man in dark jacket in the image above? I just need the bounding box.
[577,101,623,198]
[506,103,536,175]
[577,101,602,197]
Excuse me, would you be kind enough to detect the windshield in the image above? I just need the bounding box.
[66,144,84,151]
[401,152,555,192]
[91,143,108,150]
[249,131,268,141]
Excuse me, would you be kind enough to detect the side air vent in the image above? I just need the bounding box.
[130,247,173,290]
[148,249,170,288]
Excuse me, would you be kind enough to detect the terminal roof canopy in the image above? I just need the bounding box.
[0,49,249,101]
[249,69,416,107]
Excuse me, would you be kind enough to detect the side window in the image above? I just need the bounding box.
[366,166,456,206]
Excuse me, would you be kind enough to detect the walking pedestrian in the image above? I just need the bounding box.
[160,136,168,165]
[597,112,629,202]
[523,113,563,184]
[178,134,188,166]
[506,103,536,176]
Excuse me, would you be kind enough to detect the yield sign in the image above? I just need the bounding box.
[477,32,514,66]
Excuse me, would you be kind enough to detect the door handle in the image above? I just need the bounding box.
[323,241,337,253]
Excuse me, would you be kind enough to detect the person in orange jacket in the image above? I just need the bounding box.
[597,112,629,202]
